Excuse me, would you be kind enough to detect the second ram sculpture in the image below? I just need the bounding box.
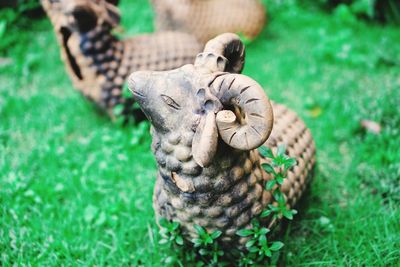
[41,0,202,120]
[128,33,316,249]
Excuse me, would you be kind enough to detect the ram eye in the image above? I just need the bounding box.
[161,94,181,110]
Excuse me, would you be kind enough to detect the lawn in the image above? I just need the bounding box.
[0,0,399,266]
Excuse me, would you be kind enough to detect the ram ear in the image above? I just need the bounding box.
[104,2,120,27]
[192,113,218,167]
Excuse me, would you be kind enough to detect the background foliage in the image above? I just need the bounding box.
[322,0,400,23]
[0,0,399,265]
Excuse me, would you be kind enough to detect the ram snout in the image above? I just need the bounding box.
[128,71,153,102]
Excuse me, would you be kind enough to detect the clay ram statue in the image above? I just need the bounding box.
[128,33,316,248]
[41,0,202,119]
[151,0,266,44]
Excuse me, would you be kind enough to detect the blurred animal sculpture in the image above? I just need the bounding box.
[41,0,202,119]
[151,0,266,44]
[128,33,316,248]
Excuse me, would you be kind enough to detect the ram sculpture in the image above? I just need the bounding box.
[128,33,316,248]
[41,0,202,119]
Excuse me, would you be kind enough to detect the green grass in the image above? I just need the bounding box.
[1,0,399,265]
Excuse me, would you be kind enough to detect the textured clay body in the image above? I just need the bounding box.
[42,0,202,118]
[151,0,266,44]
[128,34,315,249]
[153,103,315,247]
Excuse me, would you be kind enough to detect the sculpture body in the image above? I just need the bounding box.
[128,33,315,248]
[42,0,202,118]
[151,0,266,44]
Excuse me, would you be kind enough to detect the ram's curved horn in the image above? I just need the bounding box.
[215,74,273,150]
[194,33,245,73]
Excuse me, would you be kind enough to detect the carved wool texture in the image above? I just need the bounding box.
[153,103,315,248]
[42,0,202,119]
[151,0,266,44]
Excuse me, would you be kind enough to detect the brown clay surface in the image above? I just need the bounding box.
[151,0,266,44]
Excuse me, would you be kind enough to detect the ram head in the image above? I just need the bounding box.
[128,33,274,167]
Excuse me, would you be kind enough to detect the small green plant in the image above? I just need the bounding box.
[237,219,284,260]
[192,225,224,265]
[233,145,298,264]
[158,221,226,266]
[237,252,256,267]
[157,219,185,266]
[259,145,298,220]
[159,218,184,247]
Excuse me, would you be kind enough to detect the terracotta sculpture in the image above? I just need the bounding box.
[41,0,202,119]
[128,33,315,248]
[151,0,266,44]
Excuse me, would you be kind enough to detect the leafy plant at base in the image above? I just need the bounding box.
[237,219,284,262]
[259,145,298,220]
[192,225,224,265]
[157,219,185,266]
[158,221,225,266]
[159,218,184,247]
[234,145,298,264]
